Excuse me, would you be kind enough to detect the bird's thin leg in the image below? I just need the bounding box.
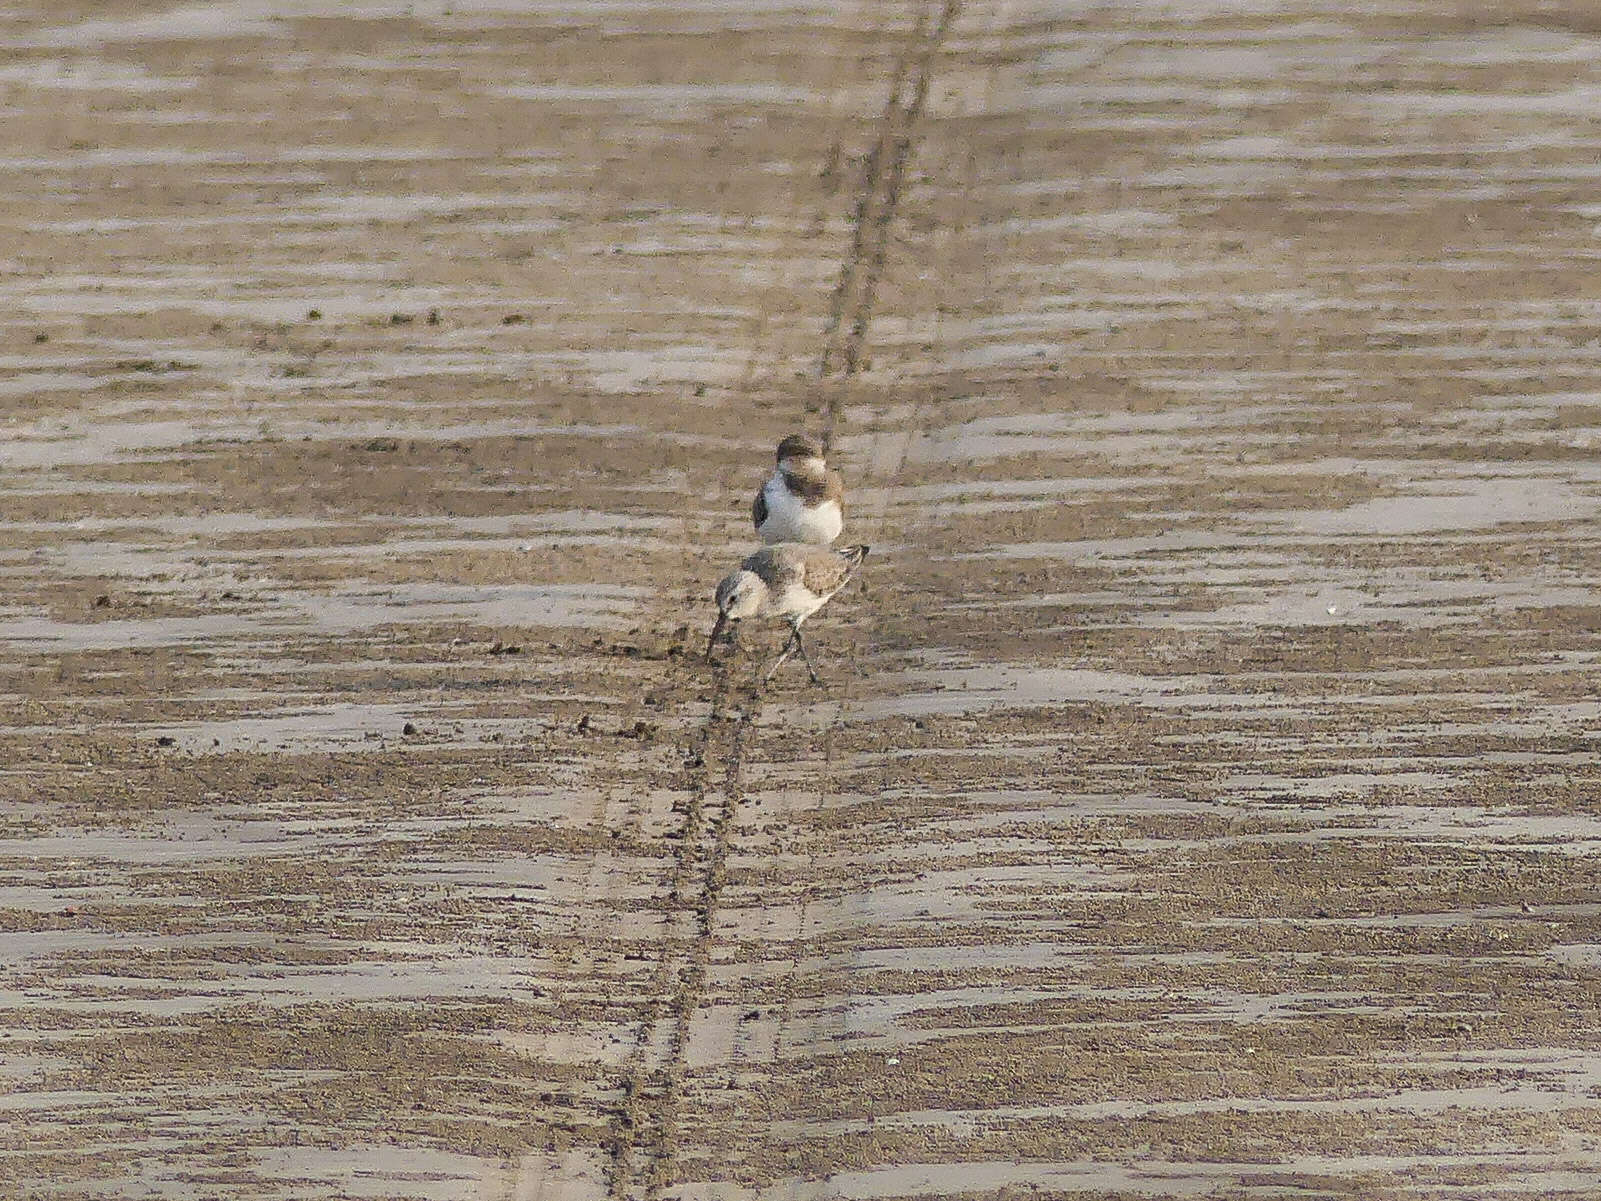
[763,626,800,682]
[792,624,821,684]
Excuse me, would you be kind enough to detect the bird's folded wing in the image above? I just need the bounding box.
[751,485,769,530]
[800,552,851,595]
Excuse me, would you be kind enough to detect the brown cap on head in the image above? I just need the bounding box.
[776,433,824,462]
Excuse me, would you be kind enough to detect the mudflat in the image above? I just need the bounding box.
[2,2,1599,1199]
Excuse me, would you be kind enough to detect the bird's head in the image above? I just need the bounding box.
[775,433,826,475]
[707,568,764,662]
[714,569,764,620]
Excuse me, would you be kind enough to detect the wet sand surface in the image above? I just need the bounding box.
[3,1,1601,1198]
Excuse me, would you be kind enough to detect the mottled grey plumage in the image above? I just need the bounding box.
[706,543,869,683]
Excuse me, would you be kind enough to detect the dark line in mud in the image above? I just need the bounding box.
[818,58,909,372]
[819,0,961,454]
[637,700,751,1200]
[604,5,961,1195]
[601,669,758,1200]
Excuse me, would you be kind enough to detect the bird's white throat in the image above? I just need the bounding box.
[778,454,827,478]
[761,474,843,544]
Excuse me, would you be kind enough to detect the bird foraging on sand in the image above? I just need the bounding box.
[706,543,868,683]
[752,434,845,545]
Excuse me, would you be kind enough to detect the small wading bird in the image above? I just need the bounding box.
[706,543,869,683]
[752,434,844,545]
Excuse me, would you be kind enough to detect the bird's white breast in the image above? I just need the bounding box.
[758,475,843,545]
[766,581,829,623]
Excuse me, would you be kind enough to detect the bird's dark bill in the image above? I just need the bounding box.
[705,612,728,660]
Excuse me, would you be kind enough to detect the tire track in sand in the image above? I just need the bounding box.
[600,3,961,1197]
[820,0,963,397]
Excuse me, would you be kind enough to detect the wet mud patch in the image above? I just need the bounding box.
[5,0,1601,1198]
